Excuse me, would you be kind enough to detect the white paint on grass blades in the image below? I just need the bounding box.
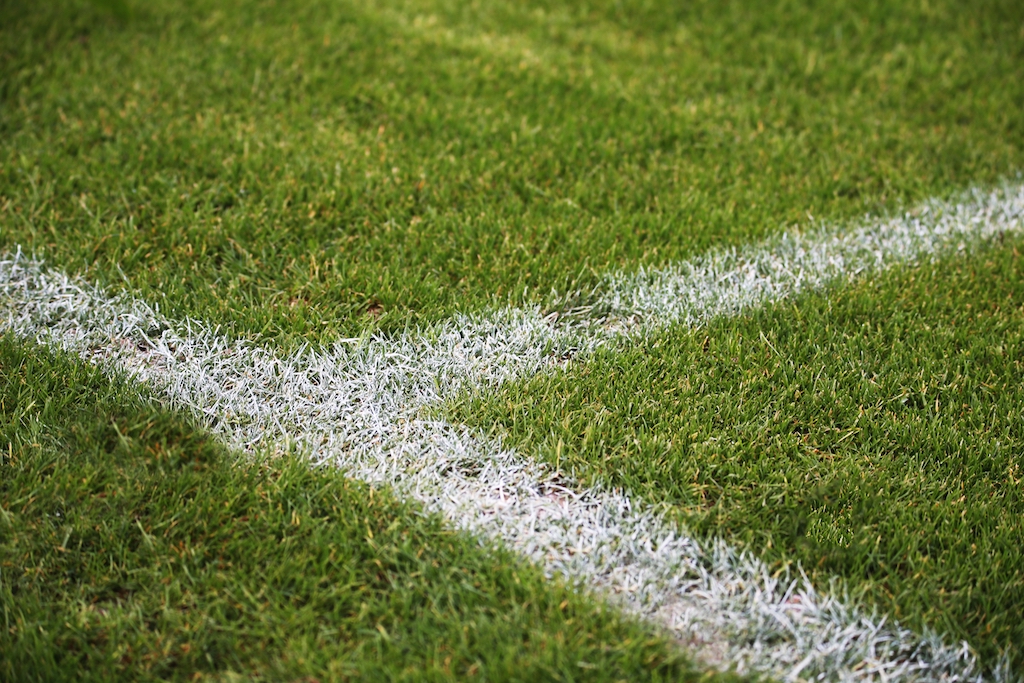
[573,182,1023,331]
[2,183,1023,682]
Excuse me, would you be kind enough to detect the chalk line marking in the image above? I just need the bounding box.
[2,183,1022,681]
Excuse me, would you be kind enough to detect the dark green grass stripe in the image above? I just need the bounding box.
[451,238,1024,670]
[1,0,1022,345]
[0,336,735,682]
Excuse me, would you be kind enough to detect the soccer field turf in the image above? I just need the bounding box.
[2,0,1023,680]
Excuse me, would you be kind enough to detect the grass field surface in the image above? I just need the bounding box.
[454,238,1024,668]
[2,0,1023,680]
[2,188,1018,681]
[0,338,708,682]
[2,0,1022,344]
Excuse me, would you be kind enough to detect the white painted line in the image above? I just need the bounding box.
[2,182,1022,682]
[567,183,1023,333]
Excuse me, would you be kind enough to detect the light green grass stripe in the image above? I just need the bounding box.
[2,185,1021,681]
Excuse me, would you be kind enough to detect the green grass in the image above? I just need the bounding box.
[450,238,1024,670]
[0,336,732,682]
[2,0,1022,345]
[3,0,1024,676]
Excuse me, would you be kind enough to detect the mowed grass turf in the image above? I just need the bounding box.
[3,0,1024,677]
[0,336,733,682]
[451,238,1024,670]
[1,0,1022,345]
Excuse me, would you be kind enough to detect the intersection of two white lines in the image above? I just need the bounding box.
[3,183,1023,682]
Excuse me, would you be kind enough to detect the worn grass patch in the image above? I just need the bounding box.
[2,0,1022,345]
[451,238,1024,670]
[0,336,732,682]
